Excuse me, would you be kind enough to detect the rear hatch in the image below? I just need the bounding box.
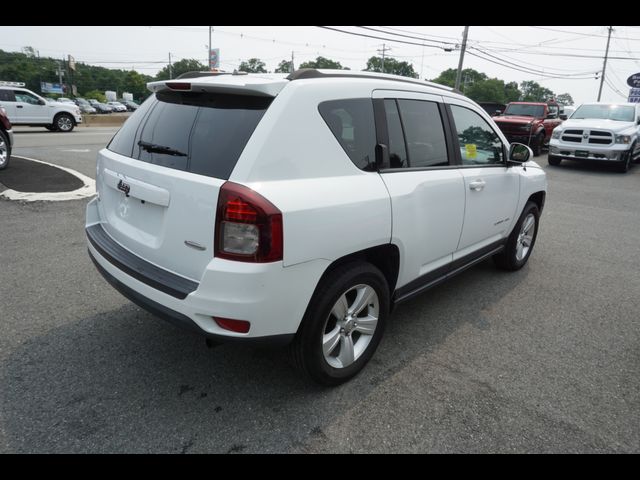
[96,76,285,282]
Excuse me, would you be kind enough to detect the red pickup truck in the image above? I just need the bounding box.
[492,101,564,156]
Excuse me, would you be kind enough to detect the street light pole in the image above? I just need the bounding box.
[454,26,470,92]
[208,26,212,70]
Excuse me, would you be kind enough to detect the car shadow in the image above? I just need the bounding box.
[547,159,633,174]
[0,258,527,453]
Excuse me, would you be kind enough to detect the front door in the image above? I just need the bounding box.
[446,101,520,260]
[13,90,49,123]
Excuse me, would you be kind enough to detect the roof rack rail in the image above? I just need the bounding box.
[0,81,26,87]
[286,69,462,95]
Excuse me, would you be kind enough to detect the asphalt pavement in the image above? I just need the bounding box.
[0,127,638,453]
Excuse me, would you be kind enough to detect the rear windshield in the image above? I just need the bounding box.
[108,91,272,179]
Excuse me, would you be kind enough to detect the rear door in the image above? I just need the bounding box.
[373,89,465,292]
[96,90,273,282]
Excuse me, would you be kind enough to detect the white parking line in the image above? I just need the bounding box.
[0,155,96,202]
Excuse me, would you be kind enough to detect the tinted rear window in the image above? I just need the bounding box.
[318,98,377,171]
[108,91,272,180]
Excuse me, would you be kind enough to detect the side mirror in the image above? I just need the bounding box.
[495,110,502,116]
[559,114,568,120]
[508,143,532,165]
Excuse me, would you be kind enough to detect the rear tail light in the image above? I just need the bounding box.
[214,182,283,263]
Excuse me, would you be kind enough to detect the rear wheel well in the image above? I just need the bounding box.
[528,191,546,213]
[318,244,400,298]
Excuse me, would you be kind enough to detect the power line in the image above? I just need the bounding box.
[356,26,457,46]
[530,26,640,42]
[316,26,451,51]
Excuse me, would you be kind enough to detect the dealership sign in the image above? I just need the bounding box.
[40,82,64,94]
[629,87,640,103]
[627,73,640,88]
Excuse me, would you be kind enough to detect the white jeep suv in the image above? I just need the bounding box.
[549,102,640,173]
[86,70,547,385]
[0,82,82,132]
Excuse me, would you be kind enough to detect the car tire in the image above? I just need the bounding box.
[617,143,635,173]
[54,113,75,132]
[532,132,544,157]
[289,262,389,386]
[548,155,562,166]
[494,201,540,271]
[0,129,10,170]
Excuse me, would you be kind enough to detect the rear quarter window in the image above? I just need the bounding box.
[107,91,272,180]
[318,98,377,171]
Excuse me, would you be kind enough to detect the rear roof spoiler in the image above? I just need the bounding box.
[147,76,287,97]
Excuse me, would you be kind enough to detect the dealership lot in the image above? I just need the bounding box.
[0,128,638,453]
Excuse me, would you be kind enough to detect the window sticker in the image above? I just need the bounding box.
[465,143,477,159]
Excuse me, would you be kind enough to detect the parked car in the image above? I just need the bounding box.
[0,105,13,169]
[492,100,564,156]
[549,102,640,173]
[107,101,128,112]
[0,81,82,132]
[57,97,75,104]
[118,100,139,111]
[73,98,97,114]
[85,69,547,385]
[562,106,575,118]
[88,99,114,114]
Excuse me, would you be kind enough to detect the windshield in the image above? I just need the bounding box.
[572,104,635,122]
[503,104,545,117]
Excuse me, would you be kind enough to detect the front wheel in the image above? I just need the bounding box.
[531,132,544,157]
[494,202,540,271]
[617,144,634,173]
[289,262,389,386]
[0,130,10,170]
[548,155,561,166]
[54,113,75,132]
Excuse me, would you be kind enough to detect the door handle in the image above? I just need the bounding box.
[16,105,23,109]
[469,179,486,191]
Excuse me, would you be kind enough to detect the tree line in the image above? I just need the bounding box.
[0,48,574,106]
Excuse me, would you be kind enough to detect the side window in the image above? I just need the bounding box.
[14,90,40,105]
[450,105,504,166]
[318,98,377,171]
[0,90,16,102]
[384,99,408,168]
[396,99,448,168]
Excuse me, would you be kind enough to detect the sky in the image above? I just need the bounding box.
[1,25,640,105]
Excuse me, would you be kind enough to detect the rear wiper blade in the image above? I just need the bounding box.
[138,141,187,157]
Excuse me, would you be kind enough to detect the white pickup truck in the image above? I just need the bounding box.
[0,81,82,132]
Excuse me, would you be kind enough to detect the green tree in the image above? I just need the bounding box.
[122,70,151,102]
[431,68,487,88]
[298,56,345,69]
[275,59,293,73]
[238,58,267,73]
[155,58,207,81]
[520,80,555,102]
[556,93,574,106]
[365,56,418,78]
[504,81,521,103]
[83,90,107,103]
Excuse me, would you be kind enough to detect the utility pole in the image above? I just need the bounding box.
[377,43,391,74]
[454,26,470,91]
[290,50,294,73]
[168,52,173,79]
[208,26,212,69]
[597,26,614,102]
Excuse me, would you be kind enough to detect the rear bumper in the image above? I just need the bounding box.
[85,198,328,343]
[549,141,630,162]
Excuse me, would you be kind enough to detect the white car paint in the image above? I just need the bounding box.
[86,70,547,342]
